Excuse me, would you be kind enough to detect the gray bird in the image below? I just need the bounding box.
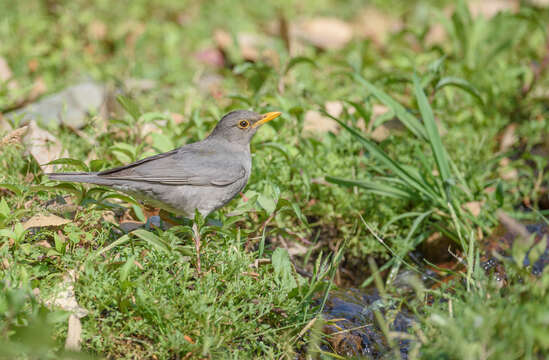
[48,110,281,217]
[48,110,281,271]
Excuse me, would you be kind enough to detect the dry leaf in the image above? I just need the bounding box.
[214,29,232,49]
[425,24,447,46]
[370,125,391,142]
[0,56,18,90]
[303,110,339,133]
[0,125,29,147]
[530,0,549,5]
[468,0,519,17]
[28,59,39,72]
[43,270,88,351]
[23,213,71,230]
[352,7,402,44]
[88,20,107,40]
[325,101,343,118]
[463,201,485,217]
[23,120,67,172]
[499,157,518,180]
[293,17,353,50]
[499,123,518,152]
[194,48,225,68]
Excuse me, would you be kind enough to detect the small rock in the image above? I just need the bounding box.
[7,81,107,129]
[293,17,353,51]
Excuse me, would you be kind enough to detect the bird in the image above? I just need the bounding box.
[48,109,281,271]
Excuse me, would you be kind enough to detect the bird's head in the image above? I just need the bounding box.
[208,110,281,146]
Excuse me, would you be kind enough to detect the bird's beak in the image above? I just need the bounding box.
[252,112,282,128]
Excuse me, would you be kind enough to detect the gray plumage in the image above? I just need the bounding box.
[48,110,281,217]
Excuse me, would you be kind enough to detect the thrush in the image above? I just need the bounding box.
[48,109,281,271]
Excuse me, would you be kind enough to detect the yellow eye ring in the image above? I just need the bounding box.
[238,120,250,129]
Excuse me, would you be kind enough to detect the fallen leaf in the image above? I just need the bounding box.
[425,24,447,46]
[36,240,52,248]
[303,110,339,133]
[0,125,29,148]
[463,201,485,217]
[194,48,225,68]
[88,20,107,40]
[43,270,88,351]
[293,17,353,50]
[23,213,71,230]
[28,59,39,72]
[184,335,195,344]
[214,29,232,49]
[352,7,402,44]
[214,30,276,62]
[370,125,391,142]
[499,157,518,180]
[325,101,344,118]
[499,123,518,152]
[23,120,67,172]
[170,112,185,124]
[468,0,519,17]
[0,56,18,90]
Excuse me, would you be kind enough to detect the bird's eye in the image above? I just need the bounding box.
[238,120,250,129]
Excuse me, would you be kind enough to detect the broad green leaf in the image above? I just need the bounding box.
[0,198,10,218]
[132,229,171,253]
[272,247,296,290]
[44,158,89,172]
[151,133,174,153]
[0,183,23,197]
[117,95,142,121]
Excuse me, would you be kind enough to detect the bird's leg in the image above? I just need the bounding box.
[192,222,202,274]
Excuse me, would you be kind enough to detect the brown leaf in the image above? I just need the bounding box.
[468,0,519,17]
[425,24,447,46]
[303,110,339,133]
[499,157,518,180]
[0,125,29,148]
[194,48,225,68]
[463,201,485,217]
[43,270,88,351]
[23,121,67,172]
[499,123,518,152]
[0,56,18,90]
[352,7,402,44]
[23,213,71,230]
[530,0,549,5]
[325,101,343,118]
[88,20,107,40]
[293,17,353,50]
[28,59,39,73]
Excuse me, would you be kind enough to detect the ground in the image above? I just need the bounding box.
[1,0,549,359]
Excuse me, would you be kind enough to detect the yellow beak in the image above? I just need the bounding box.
[252,112,282,128]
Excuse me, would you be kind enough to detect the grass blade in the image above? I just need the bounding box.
[325,176,416,200]
[323,111,438,201]
[352,73,428,140]
[413,74,452,184]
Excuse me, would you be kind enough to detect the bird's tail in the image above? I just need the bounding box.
[47,172,109,185]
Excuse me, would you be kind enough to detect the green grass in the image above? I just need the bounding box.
[1,0,549,358]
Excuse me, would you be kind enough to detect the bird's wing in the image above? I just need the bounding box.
[97,146,246,186]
